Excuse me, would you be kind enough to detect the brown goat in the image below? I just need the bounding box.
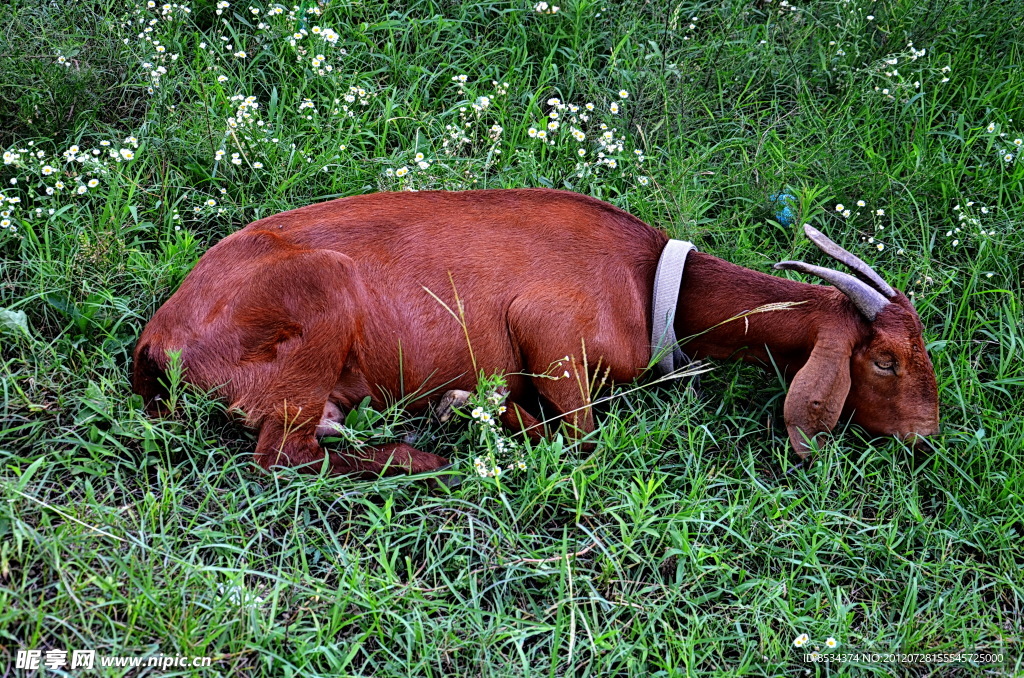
[133,189,939,476]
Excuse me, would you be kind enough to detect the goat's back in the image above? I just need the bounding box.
[243,188,667,280]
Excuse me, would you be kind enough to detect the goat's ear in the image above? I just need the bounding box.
[784,336,854,458]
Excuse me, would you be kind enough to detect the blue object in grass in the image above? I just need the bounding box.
[770,193,797,226]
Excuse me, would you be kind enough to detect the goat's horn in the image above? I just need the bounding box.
[774,261,890,321]
[802,224,896,298]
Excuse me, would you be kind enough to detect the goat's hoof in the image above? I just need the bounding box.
[436,389,472,423]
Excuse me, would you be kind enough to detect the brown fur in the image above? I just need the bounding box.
[133,189,939,474]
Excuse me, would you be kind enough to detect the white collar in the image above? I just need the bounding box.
[651,239,696,375]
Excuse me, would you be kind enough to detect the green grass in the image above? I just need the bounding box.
[2,0,1022,675]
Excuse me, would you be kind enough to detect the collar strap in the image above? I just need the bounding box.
[651,239,696,375]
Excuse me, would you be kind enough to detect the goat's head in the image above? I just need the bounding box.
[775,225,939,456]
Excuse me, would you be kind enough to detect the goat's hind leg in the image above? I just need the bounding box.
[224,246,446,477]
[311,401,451,478]
[257,416,448,479]
[251,376,449,479]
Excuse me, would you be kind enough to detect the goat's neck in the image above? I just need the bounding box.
[673,252,863,373]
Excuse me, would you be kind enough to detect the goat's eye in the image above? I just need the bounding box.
[874,360,895,372]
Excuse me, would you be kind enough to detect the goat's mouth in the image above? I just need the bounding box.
[856,420,939,447]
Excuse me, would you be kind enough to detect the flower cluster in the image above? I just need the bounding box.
[141,2,192,21]
[333,85,371,117]
[946,201,998,248]
[442,79,509,155]
[534,2,560,14]
[0,191,21,237]
[383,79,510,190]
[1,137,140,237]
[208,81,374,204]
[832,201,889,251]
[386,151,433,182]
[821,198,899,257]
[985,121,1023,164]
[197,2,347,79]
[463,374,527,479]
[527,93,649,188]
[228,94,262,131]
[211,93,271,178]
[192,187,229,216]
[127,3,189,94]
[310,24,340,45]
[859,43,946,103]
